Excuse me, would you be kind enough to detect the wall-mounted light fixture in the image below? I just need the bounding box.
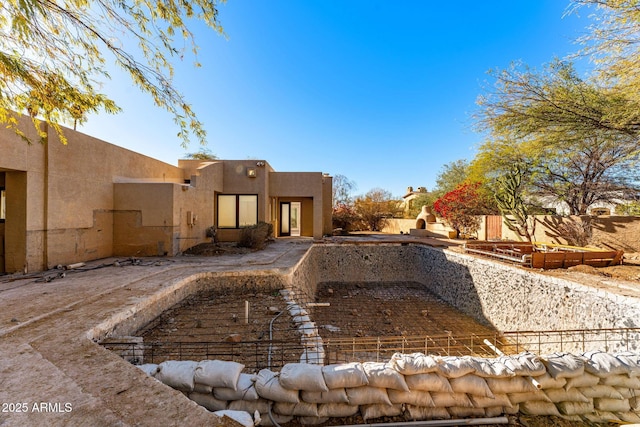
[247,168,257,178]
[256,161,265,167]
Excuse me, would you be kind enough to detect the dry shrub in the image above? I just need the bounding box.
[238,222,273,249]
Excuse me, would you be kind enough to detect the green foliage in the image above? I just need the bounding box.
[432,159,470,199]
[0,0,224,146]
[617,201,640,216]
[185,149,218,160]
[238,222,273,249]
[495,166,536,242]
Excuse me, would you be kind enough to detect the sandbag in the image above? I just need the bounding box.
[484,376,537,394]
[484,406,507,417]
[389,353,439,374]
[286,303,307,317]
[298,322,318,337]
[258,412,292,427]
[531,372,567,389]
[615,352,640,377]
[430,392,473,408]
[279,363,328,392]
[507,391,552,404]
[615,387,638,399]
[593,398,631,412]
[228,398,272,414]
[405,373,453,393]
[437,356,477,378]
[255,369,300,403]
[582,411,620,423]
[447,406,486,418]
[471,357,514,378]
[600,374,640,389]
[556,401,594,416]
[317,403,359,418]
[405,405,450,421]
[519,400,561,416]
[577,385,624,399]
[360,403,403,421]
[498,352,546,376]
[449,374,494,398]
[193,382,213,394]
[300,389,349,404]
[214,410,255,427]
[322,362,369,389]
[362,362,409,391]
[618,411,640,423]
[540,353,584,379]
[137,363,159,376]
[345,386,392,406]
[292,314,311,323]
[564,372,600,390]
[155,360,198,392]
[387,389,434,407]
[214,373,259,401]
[583,351,633,377]
[468,393,512,409]
[543,387,590,403]
[194,360,245,390]
[189,392,228,412]
[273,401,319,417]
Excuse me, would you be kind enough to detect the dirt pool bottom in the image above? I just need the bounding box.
[135,282,504,370]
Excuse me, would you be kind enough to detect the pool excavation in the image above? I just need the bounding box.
[99,242,640,425]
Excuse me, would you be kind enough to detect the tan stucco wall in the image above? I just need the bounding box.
[269,172,330,239]
[499,215,640,252]
[0,117,185,271]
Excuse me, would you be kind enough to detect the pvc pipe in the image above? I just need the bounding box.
[307,302,330,307]
[244,301,249,324]
[483,339,505,356]
[339,417,509,427]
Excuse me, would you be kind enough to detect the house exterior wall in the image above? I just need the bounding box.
[1,118,331,272]
[269,172,332,239]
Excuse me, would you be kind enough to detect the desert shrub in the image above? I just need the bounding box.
[205,226,218,243]
[238,222,273,249]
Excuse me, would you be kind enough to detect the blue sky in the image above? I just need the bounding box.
[80,0,591,198]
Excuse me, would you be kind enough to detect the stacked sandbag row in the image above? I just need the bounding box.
[138,350,640,425]
[279,289,325,365]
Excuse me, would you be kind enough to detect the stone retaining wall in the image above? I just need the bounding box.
[288,244,640,352]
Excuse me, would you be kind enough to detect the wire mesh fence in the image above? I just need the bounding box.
[100,327,640,371]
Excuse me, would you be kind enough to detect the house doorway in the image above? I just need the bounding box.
[280,202,301,237]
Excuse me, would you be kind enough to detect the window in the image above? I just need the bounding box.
[0,187,5,223]
[217,194,258,228]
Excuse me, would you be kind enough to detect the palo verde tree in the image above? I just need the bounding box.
[475,60,640,214]
[0,0,224,145]
[570,0,640,108]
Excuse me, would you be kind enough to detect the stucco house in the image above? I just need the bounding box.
[0,117,332,274]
